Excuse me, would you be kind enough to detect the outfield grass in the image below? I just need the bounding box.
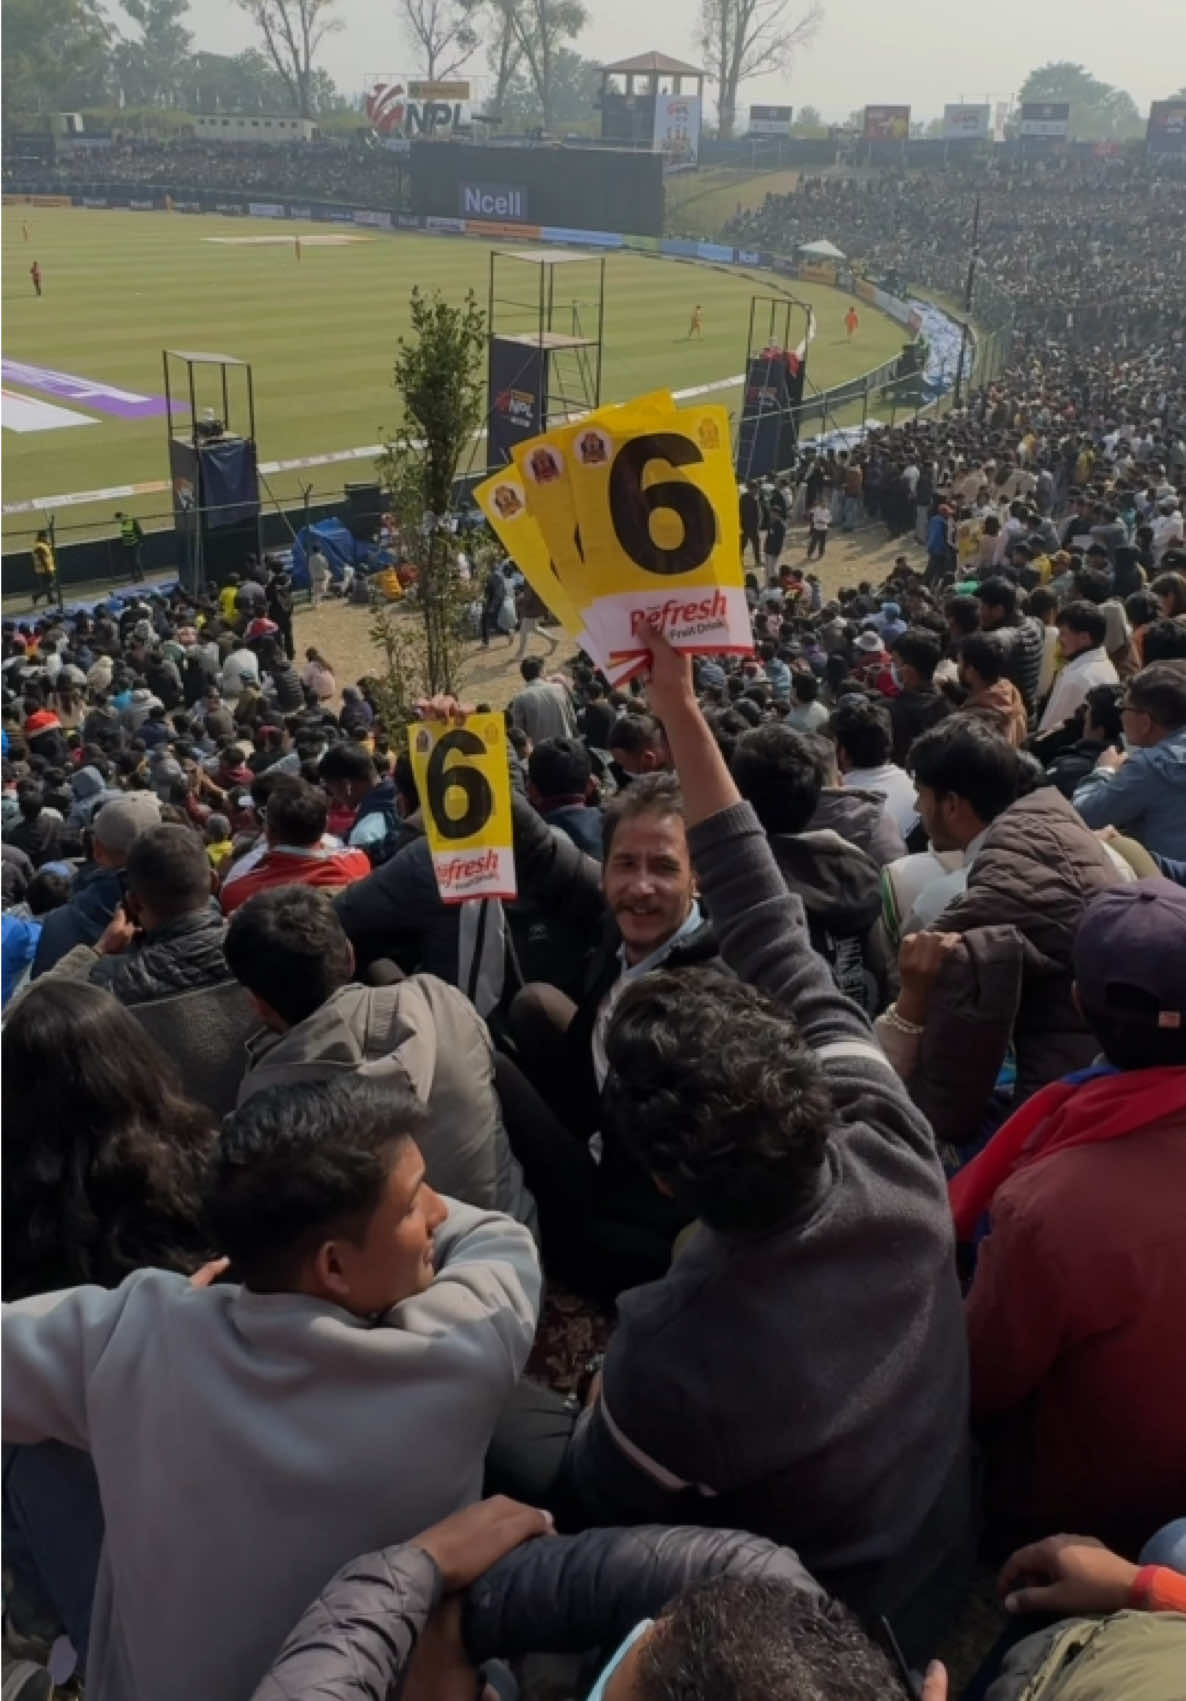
[1,208,902,551]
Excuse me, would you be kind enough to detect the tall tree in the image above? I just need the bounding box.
[397,0,479,81]
[483,1,523,115]
[494,0,588,133]
[235,0,343,117]
[790,102,825,136]
[112,0,193,108]
[2,0,111,112]
[498,48,598,129]
[376,287,487,696]
[182,49,288,112]
[1017,62,1144,141]
[698,0,822,140]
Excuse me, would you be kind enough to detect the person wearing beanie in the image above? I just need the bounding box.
[955,879,1186,1555]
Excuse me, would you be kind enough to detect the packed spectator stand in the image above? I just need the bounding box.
[3,141,1186,1701]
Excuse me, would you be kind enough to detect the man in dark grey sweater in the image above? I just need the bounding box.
[539,637,972,1659]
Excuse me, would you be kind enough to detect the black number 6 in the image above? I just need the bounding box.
[608,432,717,576]
[426,728,493,841]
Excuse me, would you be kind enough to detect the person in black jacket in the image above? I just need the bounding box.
[889,628,952,766]
[41,824,230,1007]
[1040,683,1125,799]
[505,773,721,1302]
[251,1496,925,1701]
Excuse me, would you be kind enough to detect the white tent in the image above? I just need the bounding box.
[797,238,847,260]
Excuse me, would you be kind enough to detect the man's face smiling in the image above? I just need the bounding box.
[602,810,695,965]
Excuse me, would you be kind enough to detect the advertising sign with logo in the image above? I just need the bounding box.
[487,338,546,467]
[365,76,471,139]
[459,182,528,221]
[1148,99,1186,155]
[864,105,910,140]
[653,93,701,165]
[749,104,793,136]
[1019,102,1070,137]
[248,201,286,218]
[942,103,990,139]
[410,714,516,904]
[352,208,393,228]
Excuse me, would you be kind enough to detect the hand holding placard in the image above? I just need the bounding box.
[409,707,517,904]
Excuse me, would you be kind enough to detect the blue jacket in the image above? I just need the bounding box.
[1072,726,1186,860]
[542,802,605,859]
[927,514,950,557]
[31,866,124,976]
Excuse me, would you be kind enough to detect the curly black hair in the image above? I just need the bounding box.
[602,969,833,1235]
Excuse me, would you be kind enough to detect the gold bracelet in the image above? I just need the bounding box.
[881,1001,925,1037]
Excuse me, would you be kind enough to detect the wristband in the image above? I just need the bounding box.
[1131,1564,1186,1613]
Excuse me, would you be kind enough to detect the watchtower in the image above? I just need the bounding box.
[598,51,705,159]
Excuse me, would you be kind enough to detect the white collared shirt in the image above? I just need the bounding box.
[591,901,703,1091]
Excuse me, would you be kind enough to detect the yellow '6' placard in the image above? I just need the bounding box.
[568,401,749,660]
[409,715,517,905]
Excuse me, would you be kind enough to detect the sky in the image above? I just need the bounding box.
[185,0,1184,120]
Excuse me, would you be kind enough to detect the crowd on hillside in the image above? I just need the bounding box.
[3,136,405,208]
[4,143,1186,1701]
[729,154,1186,350]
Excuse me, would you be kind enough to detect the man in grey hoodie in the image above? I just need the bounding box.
[225,885,535,1232]
[2,1075,541,1701]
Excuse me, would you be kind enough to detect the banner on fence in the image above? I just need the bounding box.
[749,104,793,136]
[1147,100,1186,154]
[1019,102,1070,138]
[653,93,701,166]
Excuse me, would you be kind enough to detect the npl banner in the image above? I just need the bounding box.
[1019,102,1070,137]
[864,105,910,141]
[364,76,471,138]
[749,104,793,136]
[1148,100,1186,154]
[653,93,701,165]
[487,337,547,468]
[943,103,990,140]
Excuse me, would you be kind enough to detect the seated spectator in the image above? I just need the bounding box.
[829,697,920,840]
[509,658,576,744]
[852,630,898,696]
[43,823,230,1005]
[2,979,215,1299]
[1038,602,1120,733]
[526,737,604,857]
[1072,662,1186,858]
[608,710,669,778]
[31,793,161,975]
[4,782,63,868]
[225,886,534,1228]
[783,669,829,733]
[1040,684,1125,798]
[503,640,971,1658]
[220,776,370,913]
[730,723,890,1014]
[253,1502,943,1701]
[1141,616,1186,662]
[1,1075,541,1700]
[1028,584,1062,700]
[952,881,1186,1553]
[804,732,909,867]
[959,632,1029,747]
[887,716,1121,1145]
[888,628,951,764]
[318,742,405,866]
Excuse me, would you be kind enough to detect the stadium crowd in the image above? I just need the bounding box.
[4,143,1186,1701]
[4,136,405,209]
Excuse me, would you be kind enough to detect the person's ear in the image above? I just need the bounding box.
[309,1239,353,1306]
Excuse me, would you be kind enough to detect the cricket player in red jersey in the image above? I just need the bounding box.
[30,260,42,298]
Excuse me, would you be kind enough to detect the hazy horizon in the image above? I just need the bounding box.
[159,0,1183,120]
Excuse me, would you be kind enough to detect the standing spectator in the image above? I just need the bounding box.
[308,544,331,606]
[515,582,558,659]
[1038,603,1120,733]
[889,629,951,765]
[785,670,829,733]
[508,659,576,744]
[829,698,919,840]
[30,530,56,609]
[806,499,830,560]
[739,482,762,567]
[114,511,145,583]
[301,647,336,703]
[926,505,953,584]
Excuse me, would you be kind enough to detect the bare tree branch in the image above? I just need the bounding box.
[397,0,480,82]
[698,0,821,139]
[236,0,343,116]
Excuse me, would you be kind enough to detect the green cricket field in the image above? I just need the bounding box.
[2,207,903,549]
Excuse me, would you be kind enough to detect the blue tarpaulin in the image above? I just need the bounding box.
[290,519,358,589]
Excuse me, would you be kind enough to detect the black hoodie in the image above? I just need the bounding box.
[766,828,892,1016]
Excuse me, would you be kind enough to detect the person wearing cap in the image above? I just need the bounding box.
[30,792,161,975]
[953,879,1186,1555]
[851,630,899,699]
[1071,661,1186,860]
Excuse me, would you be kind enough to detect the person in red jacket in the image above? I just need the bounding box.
[957,879,1186,1555]
[220,775,370,916]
